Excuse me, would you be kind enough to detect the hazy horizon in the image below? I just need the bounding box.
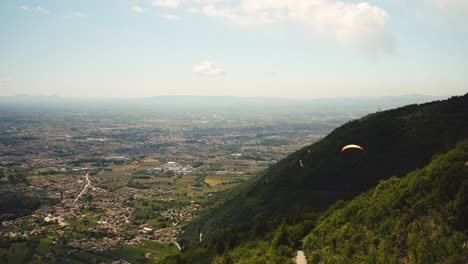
[0,93,454,116]
[0,93,455,100]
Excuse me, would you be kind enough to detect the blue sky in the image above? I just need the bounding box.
[0,0,467,98]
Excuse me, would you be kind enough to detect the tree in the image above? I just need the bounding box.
[270,223,291,250]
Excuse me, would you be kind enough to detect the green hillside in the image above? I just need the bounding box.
[166,140,467,264]
[182,94,468,246]
[303,140,468,263]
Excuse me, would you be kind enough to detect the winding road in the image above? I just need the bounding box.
[172,241,182,251]
[73,172,90,204]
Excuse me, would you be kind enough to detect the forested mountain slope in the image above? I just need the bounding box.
[183,94,468,245]
[303,140,468,263]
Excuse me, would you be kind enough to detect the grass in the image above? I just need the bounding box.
[97,170,126,178]
[8,242,28,264]
[108,240,179,262]
[109,165,138,172]
[69,250,111,263]
[65,218,96,229]
[204,176,222,186]
[0,248,9,263]
[36,238,52,255]
[147,218,165,228]
[108,244,152,263]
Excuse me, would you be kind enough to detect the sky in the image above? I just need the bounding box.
[0,0,467,98]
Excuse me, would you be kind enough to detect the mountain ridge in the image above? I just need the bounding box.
[181,94,468,249]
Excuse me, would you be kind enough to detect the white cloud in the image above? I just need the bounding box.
[195,0,394,54]
[187,8,200,14]
[161,14,181,20]
[153,0,180,8]
[19,5,49,14]
[193,61,224,76]
[131,5,145,13]
[185,0,222,4]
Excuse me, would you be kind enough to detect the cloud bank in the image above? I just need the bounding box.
[131,5,145,13]
[161,14,181,20]
[19,5,49,14]
[193,61,224,76]
[153,0,180,8]
[188,0,394,54]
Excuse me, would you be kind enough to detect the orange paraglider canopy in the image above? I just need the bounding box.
[341,144,364,152]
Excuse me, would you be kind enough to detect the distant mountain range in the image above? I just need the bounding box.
[0,95,450,114]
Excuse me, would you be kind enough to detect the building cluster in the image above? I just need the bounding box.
[69,237,124,252]
[146,161,193,175]
[161,201,201,226]
[151,228,181,242]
